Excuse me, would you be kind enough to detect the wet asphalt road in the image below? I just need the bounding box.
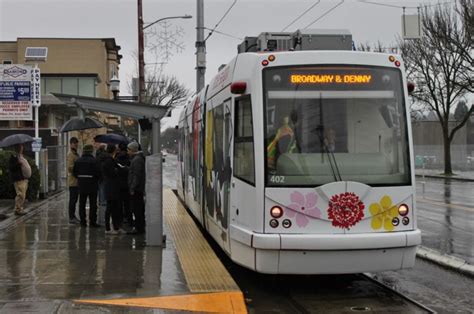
[415,177,474,264]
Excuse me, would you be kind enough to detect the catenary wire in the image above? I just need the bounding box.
[203,27,243,41]
[358,0,454,9]
[281,0,321,32]
[304,0,345,29]
[205,0,238,42]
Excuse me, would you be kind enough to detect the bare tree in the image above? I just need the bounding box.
[143,71,190,108]
[455,0,473,92]
[399,3,473,175]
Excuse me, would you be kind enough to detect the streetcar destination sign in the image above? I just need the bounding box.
[290,74,372,84]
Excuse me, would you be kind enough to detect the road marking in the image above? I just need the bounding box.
[417,198,474,213]
[75,291,247,313]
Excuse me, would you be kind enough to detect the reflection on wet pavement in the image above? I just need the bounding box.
[0,191,188,307]
[416,178,474,264]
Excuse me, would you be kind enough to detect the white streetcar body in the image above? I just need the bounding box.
[177,49,421,274]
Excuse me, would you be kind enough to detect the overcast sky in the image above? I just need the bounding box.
[0,0,446,127]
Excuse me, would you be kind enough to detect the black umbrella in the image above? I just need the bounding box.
[0,134,34,148]
[94,133,129,145]
[59,117,104,133]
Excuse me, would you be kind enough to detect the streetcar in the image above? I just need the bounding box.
[177,30,421,274]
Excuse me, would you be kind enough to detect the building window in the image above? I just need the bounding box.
[2,60,12,64]
[62,78,78,95]
[78,77,95,97]
[41,77,96,97]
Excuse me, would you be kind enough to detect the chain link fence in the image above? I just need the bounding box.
[414,144,474,171]
[46,145,67,194]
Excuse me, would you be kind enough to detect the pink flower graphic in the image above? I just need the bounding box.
[286,191,322,227]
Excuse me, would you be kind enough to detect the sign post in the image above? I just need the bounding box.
[31,65,41,166]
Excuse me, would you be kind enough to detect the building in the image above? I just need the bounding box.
[0,37,122,147]
[0,38,122,192]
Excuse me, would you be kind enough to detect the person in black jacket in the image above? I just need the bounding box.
[116,142,131,227]
[73,144,101,227]
[127,141,146,234]
[102,144,123,234]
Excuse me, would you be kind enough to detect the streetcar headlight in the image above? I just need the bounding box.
[270,206,283,218]
[398,204,409,216]
[269,219,279,228]
[402,217,410,225]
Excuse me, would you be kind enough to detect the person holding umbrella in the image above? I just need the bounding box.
[0,134,35,216]
[8,143,31,216]
[67,137,80,224]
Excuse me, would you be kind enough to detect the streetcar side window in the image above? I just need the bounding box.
[234,97,255,185]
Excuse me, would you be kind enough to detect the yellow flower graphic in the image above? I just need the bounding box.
[369,195,399,231]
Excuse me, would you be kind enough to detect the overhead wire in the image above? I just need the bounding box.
[203,27,243,41]
[204,0,238,42]
[281,0,321,32]
[357,0,454,9]
[304,0,345,29]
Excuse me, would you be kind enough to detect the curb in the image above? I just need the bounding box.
[415,174,474,182]
[0,190,66,234]
[417,245,474,277]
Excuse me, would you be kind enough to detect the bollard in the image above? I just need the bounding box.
[421,158,425,198]
[145,153,164,246]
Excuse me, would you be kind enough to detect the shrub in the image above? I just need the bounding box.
[0,150,40,201]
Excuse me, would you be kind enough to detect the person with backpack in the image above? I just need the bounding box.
[9,144,31,216]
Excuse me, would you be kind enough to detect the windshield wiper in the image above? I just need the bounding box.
[317,94,342,182]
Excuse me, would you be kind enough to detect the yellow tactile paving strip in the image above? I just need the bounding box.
[163,189,240,292]
[76,291,247,313]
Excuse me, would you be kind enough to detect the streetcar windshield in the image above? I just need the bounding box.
[263,65,411,187]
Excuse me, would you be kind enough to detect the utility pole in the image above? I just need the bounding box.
[196,0,206,93]
[138,0,145,103]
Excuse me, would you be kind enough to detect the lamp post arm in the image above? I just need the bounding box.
[144,15,192,30]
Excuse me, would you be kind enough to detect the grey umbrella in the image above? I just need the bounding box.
[59,117,104,133]
[0,134,34,148]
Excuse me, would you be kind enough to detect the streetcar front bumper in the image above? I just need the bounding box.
[230,226,421,274]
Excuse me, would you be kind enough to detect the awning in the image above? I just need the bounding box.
[51,93,167,120]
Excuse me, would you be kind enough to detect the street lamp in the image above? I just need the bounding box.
[143,14,192,30]
[110,74,120,100]
[138,12,192,104]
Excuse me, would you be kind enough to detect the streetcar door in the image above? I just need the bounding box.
[231,95,258,236]
[203,99,232,249]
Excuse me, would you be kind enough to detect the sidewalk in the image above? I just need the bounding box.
[0,190,189,313]
[415,169,474,181]
[0,189,246,313]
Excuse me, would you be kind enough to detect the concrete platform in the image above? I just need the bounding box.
[0,190,245,313]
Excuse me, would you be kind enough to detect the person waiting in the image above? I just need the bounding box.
[73,144,101,228]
